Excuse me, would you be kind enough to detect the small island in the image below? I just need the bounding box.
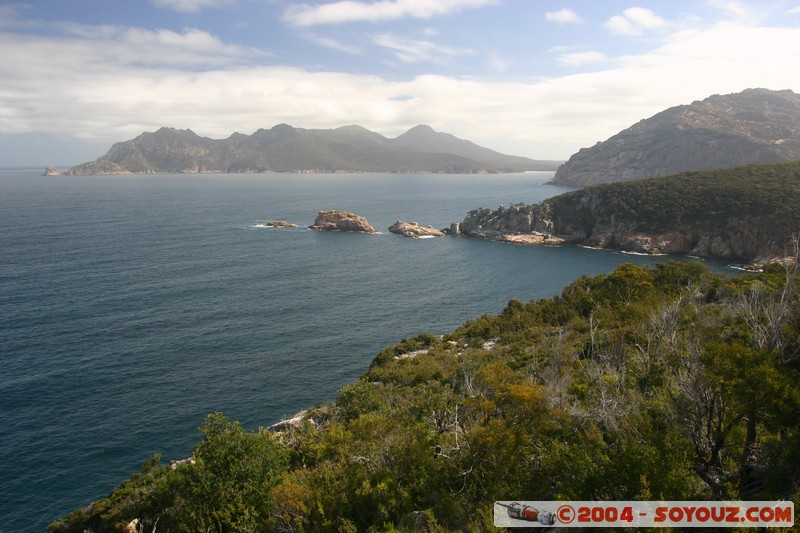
[388,220,446,238]
[309,210,376,233]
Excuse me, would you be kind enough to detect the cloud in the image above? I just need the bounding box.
[708,0,752,21]
[373,33,474,64]
[545,8,581,24]
[151,0,232,13]
[41,23,263,68]
[607,7,668,36]
[283,0,500,27]
[302,33,363,54]
[3,17,800,162]
[557,50,607,67]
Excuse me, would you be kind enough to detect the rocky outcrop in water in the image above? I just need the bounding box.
[388,220,446,238]
[552,88,800,187]
[265,221,297,228]
[309,210,376,233]
[458,203,555,239]
[42,165,61,176]
[453,203,564,246]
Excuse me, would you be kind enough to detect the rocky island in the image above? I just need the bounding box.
[309,210,376,233]
[388,220,446,238]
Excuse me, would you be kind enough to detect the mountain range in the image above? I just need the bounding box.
[551,88,800,187]
[64,124,559,175]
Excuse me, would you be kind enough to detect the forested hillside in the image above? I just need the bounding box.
[50,261,800,532]
[457,161,800,262]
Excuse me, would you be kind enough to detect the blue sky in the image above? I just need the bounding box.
[2,0,800,166]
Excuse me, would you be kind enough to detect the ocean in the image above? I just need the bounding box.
[0,170,730,532]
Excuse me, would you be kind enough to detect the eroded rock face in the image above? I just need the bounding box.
[388,220,446,238]
[42,165,60,176]
[458,203,555,239]
[309,210,376,233]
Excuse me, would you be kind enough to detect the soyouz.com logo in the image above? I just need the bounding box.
[493,501,794,528]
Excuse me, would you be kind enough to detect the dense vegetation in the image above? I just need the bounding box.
[547,160,800,240]
[50,260,800,532]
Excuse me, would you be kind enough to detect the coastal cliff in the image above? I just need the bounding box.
[455,161,800,264]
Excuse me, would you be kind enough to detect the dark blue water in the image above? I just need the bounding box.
[0,170,728,532]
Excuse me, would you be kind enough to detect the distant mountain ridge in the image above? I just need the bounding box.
[552,88,800,186]
[65,124,560,175]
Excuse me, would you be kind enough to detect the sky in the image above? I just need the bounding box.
[2,0,800,166]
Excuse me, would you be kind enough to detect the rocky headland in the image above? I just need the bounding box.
[452,161,800,266]
[388,220,446,238]
[309,210,376,233]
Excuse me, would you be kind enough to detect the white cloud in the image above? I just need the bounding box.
[283,0,500,27]
[47,23,262,67]
[545,8,581,24]
[791,6,800,14]
[557,50,607,67]
[607,7,668,36]
[3,19,800,162]
[373,33,474,64]
[708,0,752,21]
[302,33,363,54]
[151,0,232,13]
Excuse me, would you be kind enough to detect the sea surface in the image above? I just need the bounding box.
[0,170,731,532]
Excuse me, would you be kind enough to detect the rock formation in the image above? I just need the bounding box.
[42,165,60,176]
[388,220,446,238]
[265,221,297,228]
[552,88,800,187]
[309,210,376,233]
[454,204,564,246]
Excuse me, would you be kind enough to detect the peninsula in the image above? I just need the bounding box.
[64,124,560,175]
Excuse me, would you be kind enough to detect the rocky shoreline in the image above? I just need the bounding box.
[260,207,794,269]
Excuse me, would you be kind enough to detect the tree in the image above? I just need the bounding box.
[181,412,289,532]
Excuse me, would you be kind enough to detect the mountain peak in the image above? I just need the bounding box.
[551,88,800,187]
[66,123,557,174]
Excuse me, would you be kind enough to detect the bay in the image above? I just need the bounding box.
[0,170,728,532]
